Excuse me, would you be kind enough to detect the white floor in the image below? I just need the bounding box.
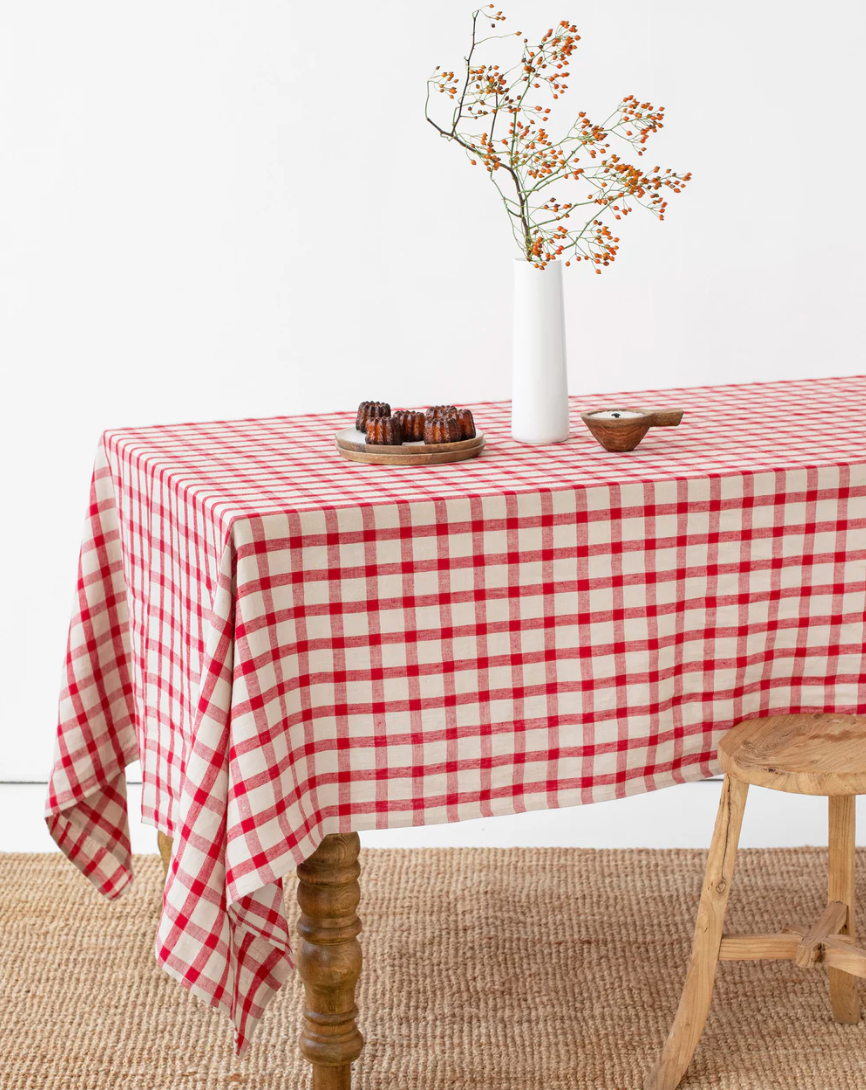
[4,778,864,853]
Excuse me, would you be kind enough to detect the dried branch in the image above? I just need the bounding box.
[425,6,692,270]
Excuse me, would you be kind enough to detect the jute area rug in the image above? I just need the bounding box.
[2,849,865,1090]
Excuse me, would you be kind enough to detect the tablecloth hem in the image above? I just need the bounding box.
[156,913,294,1056]
[224,753,725,905]
[44,764,136,900]
[44,741,140,819]
[45,810,133,900]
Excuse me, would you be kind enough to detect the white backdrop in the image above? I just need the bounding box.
[2,0,864,782]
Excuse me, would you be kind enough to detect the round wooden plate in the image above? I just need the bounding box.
[335,428,484,455]
[334,428,485,466]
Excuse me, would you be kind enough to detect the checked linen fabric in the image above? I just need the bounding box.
[47,376,866,1052]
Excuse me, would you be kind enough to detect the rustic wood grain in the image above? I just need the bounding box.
[718,713,866,796]
[336,440,484,466]
[643,775,749,1090]
[158,832,172,880]
[828,795,860,1022]
[646,713,866,1088]
[718,933,803,960]
[296,833,364,1090]
[579,407,684,452]
[335,428,484,455]
[824,937,866,979]
[794,901,847,967]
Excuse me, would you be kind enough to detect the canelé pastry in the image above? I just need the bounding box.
[424,416,461,444]
[365,416,403,445]
[356,401,390,432]
[392,410,425,442]
[425,404,457,420]
[449,408,476,440]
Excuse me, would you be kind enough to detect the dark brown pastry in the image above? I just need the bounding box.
[424,416,461,444]
[392,410,425,442]
[365,416,403,445]
[356,401,390,432]
[449,408,476,440]
[425,404,457,420]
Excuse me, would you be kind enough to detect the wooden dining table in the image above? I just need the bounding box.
[46,377,866,1086]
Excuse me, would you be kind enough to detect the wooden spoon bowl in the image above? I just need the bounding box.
[580,407,684,452]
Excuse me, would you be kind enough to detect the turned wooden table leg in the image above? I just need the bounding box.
[158,832,173,880]
[296,833,364,1090]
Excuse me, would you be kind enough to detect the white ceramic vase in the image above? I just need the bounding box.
[511,258,569,445]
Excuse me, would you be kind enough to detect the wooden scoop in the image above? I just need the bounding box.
[580,407,684,452]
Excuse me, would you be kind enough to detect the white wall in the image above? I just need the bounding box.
[2,0,864,783]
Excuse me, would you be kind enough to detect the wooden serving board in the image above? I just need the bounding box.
[335,428,485,466]
[335,428,484,455]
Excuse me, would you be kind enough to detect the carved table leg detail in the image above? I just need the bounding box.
[157,831,173,880]
[296,832,364,1090]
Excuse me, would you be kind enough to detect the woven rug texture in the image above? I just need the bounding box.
[1,848,864,1090]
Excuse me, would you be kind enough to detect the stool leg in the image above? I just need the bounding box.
[644,776,749,1090]
[828,795,860,1024]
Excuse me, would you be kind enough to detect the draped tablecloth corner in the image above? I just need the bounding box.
[45,441,139,900]
[46,377,866,1052]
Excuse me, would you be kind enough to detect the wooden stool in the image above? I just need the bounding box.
[645,712,866,1090]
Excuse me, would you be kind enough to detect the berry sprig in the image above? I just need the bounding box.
[426,7,691,270]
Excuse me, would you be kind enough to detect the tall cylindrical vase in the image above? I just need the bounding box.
[511,258,569,445]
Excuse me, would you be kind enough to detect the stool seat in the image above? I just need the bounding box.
[718,712,866,796]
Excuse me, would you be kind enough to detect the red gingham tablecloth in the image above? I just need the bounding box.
[46,376,866,1052]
